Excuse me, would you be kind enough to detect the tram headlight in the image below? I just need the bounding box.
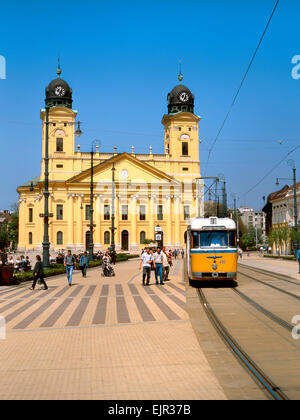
[212,263,218,270]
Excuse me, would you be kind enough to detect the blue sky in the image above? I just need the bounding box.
[0,0,299,211]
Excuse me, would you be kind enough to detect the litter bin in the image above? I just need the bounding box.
[1,266,14,285]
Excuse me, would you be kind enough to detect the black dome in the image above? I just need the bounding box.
[45,75,73,108]
[167,84,194,114]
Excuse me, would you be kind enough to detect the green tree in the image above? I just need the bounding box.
[7,203,19,249]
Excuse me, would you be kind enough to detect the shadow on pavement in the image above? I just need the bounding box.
[189,280,238,289]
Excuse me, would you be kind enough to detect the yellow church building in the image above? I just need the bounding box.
[17,67,204,252]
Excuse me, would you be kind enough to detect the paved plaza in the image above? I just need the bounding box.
[238,254,300,280]
[0,259,227,400]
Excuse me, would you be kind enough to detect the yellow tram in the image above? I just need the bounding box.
[187,217,237,282]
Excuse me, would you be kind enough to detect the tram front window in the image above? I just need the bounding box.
[200,231,228,247]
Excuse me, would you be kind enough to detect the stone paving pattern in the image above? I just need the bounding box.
[0,259,227,400]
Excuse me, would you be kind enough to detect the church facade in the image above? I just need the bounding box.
[17,68,203,252]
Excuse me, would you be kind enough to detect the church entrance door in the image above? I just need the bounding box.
[121,230,129,251]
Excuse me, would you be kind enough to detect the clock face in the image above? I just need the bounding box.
[55,86,66,97]
[121,170,128,179]
[179,92,189,102]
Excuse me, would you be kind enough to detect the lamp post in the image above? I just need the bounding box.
[110,163,116,252]
[89,140,100,260]
[275,159,298,255]
[42,105,51,269]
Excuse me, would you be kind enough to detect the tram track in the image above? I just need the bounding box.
[231,288,293,332]
[197,287,289,400]
[239,264,300,287]
[238,270,300,301]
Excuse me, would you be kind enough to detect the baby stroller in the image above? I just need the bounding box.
[102,260,115,277]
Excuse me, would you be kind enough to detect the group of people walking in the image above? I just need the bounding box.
[139,247,173,286]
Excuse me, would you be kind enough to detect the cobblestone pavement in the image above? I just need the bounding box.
[0,259,227,400]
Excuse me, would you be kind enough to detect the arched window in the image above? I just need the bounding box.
[104,231,110,245]
[57,231,63,245]
[140,231,146,244]
[29,232,33,245]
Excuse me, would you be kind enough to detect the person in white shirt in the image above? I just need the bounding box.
[153,247,164,285]
[162,247,170,282]
[139,248,155,286]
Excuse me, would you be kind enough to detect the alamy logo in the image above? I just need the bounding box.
[0,316,6,340]
[292,315,300,340]
[291,55,300,80]
[0,55,6,79]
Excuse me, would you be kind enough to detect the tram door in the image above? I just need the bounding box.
[121,230,129,251]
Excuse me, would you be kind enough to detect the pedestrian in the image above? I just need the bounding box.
[64,250,76,286]
[153,247,164,285]
[79,251,89,278]
[29,255,48,291]
[296,246,300,274]
[139,247,155,286]
[162,247,170,282]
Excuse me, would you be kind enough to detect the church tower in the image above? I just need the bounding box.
[40,64,78,181]
[161,72,200,164]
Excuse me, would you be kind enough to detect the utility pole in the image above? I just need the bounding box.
[110,163,116,252]
[292,164,298,255]
[42,105,51,269]
[222,180,227,217]
[89,145,95,261]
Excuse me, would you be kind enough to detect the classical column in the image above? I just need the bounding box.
[67,195,74,248]
[76,195,84,250]
[149,195,155,241]
[130,196,138,250]
[94,196,101,250]
[174,196,181,246]
[166,196,172,247]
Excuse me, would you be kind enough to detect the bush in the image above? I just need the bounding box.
[13,253,140,283]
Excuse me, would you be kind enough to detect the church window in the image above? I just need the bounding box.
[178,127,182,131]
[104,205,110,220]
[189,127,191,131]
[104,231,110,244]
[56,137,63,152]
[140,231,146,244]
[140,205,146,221]
[56,164,63,169]
[182,168,189,171]
[29,208,33,223]
[182,142,189,156]
[157,205,163,221]
[85,205,91,221]
[57,231,63,245]
[122,205,128,221]
[29,232,33,245]
[57,205,63,220]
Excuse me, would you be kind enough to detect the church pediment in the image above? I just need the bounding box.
[66,153,179,186]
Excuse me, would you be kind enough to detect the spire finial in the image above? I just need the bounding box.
[57,55,62,78]
[178,59,183,83]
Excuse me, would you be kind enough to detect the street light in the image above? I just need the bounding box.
[110,163,116,252]
[88,140,101,261]
[275,159,298,255]
[75,121,83,138]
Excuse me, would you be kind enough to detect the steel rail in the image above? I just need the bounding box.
[239,264,300,287]
[197,288,289,401]
[239,271,300,301]
[232,288,293,332]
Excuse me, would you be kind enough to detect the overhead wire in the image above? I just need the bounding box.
[203,0,280,176]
